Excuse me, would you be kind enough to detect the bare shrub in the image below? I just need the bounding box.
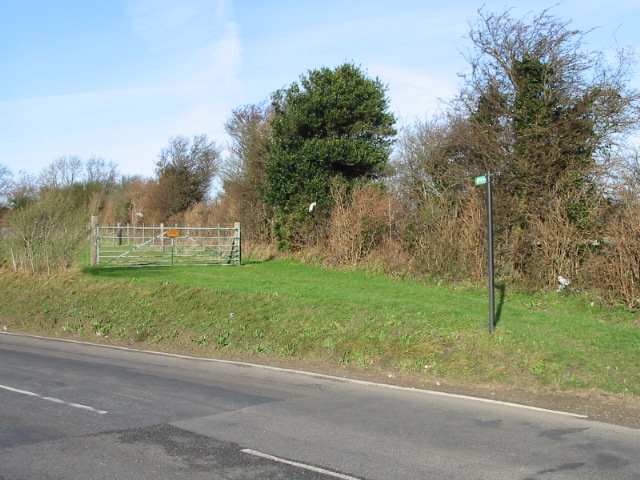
[241,241,277,262]
[99,177,151,226]
[213,192,272,243]
[171,202,213,227]
[404,192,486,281]
[325,183,393,266]
[518,200,591,289]
[8,190,89,274]
[584,195,640,306]
[358,236,414,277]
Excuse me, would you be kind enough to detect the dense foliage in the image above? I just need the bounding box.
[392,8,640,294]
[459,9,638,227]
[261,63,396,249]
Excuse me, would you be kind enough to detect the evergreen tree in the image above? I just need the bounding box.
[262,63,396,249]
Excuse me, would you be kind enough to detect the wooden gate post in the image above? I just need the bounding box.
[234,222,241,265]
[90,216,98,266]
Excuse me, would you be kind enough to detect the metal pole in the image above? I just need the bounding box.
[486,171,495,333]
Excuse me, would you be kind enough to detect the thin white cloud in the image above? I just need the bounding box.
[124,0,230,53]
[2,0,637,179]
[194,21,244,89]
[370,64,460,125]
[248,8,467,66]
[0,0,245,177]
[122,0,244,106]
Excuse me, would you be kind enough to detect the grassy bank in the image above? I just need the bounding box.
[1,259,638,395]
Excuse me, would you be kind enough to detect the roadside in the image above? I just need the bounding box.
[2,262,638,430]
[218,350,640,429]
[3,330,638,429]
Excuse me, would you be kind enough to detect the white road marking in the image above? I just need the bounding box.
[0,383,108,414]
[242,449,362,480]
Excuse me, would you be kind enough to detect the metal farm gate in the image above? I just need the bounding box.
[92,224,241,266]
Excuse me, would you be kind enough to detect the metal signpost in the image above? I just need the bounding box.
[475,172,496,333]
[167,229,180,266]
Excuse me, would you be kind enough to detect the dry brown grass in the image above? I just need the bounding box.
[325,183,393,266]
[584,193,640,306]
[514,200,589,288]
[402,191,486,281]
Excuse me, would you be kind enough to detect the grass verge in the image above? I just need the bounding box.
[1,259,638,396]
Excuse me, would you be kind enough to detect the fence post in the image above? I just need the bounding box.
[234,222,241,265]
[90,216,99,266]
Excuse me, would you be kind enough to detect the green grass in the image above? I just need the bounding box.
[1,259,638,395]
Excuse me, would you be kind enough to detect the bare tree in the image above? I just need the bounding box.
[0,163,13,208]
[38,156,84,189]
[223,103,271,185]
[152,134,220,220]
[393,115,473,204]
[454,7,640,225]
[85,156,119,186]
[220,103,273,241]
[7,171,38,209]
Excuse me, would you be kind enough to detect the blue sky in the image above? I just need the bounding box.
[1,0,638,178]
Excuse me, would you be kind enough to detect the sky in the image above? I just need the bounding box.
[1,0,639,179]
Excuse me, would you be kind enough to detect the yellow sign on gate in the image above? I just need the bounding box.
[166,229,180,238]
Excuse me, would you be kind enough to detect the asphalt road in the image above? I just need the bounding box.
[1,332,639,480]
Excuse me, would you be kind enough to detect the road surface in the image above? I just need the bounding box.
[1,332,638,479]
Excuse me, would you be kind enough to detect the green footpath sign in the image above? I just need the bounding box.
[474,175,487,186]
